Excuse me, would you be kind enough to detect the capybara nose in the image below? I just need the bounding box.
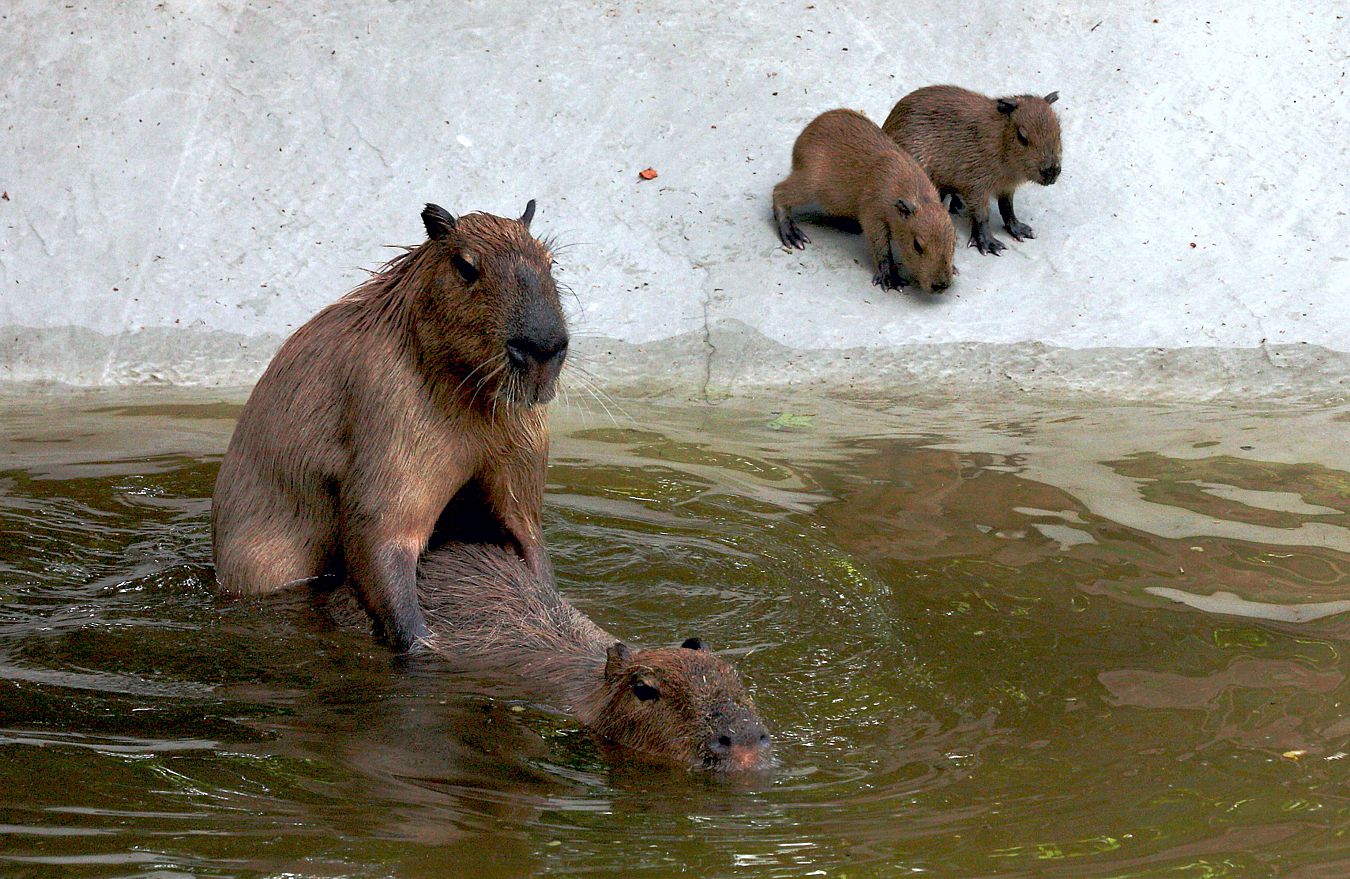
[1040,164,1061,185]
[931,279,951,293]
[506,333,569,368]
[709,720,772,758]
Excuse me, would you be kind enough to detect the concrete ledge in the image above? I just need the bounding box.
[4,323,1345,405]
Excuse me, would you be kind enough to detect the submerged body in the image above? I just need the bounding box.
[773,108,955,294]
[883,85,1062,255]
[213,202,568,652]
[410,542,773,773]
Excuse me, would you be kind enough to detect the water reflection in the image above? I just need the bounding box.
[1,392,1349,876]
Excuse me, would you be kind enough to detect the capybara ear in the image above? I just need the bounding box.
[681,637,705,651]
[996,97,1018,115]
[605,641,632,676]
[519,199,537,230]
[894,198,915,218]
[1044,91,1059,105]
[422,203,457,240]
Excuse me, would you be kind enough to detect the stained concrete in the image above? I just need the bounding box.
[1,1,1347,398]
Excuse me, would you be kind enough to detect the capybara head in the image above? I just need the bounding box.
[590,638,772,773]
[893,198,957,294]
[419,201,568,408]
[996,92,1062,186]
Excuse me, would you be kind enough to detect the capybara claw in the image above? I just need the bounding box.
[1005,221,1035,241]
[778,222,810,250]
[970,233,1006,255]
[872,264,907,291]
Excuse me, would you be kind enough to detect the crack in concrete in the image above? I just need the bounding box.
[700,285,716,403]
[1221,282,1277,366]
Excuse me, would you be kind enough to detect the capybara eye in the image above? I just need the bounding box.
[633,682,661,702]
[452,254,480,285]
[913,238,924,255]
[1017,128,1030,147]
[680,637,704,651]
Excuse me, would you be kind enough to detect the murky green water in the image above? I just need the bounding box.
[2,390,1349,878]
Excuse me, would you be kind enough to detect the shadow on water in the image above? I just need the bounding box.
[1,392,1350,877]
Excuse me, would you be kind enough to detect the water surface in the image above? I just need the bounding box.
[2,391,1349,877]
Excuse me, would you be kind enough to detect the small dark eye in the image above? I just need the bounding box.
[633,682,660,702]
[452,254,479,285]
[1017,128,1029,147]
[913,239,924,255]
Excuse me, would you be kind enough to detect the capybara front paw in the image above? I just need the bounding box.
[872,260,908,291]
[385,615,431,654]
[1004,220,1035,241]
[872,260,892,289]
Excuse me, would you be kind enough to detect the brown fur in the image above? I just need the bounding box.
[773,108,955,294]
[407,543,773,772]
[883,85,1062,255]
[212,203,567,652]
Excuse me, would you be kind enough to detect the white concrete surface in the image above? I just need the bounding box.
[1,1,1347,398]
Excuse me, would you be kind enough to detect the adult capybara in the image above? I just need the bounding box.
[883,86,1061,255]
[407,542,773,772]
[773,109,955,294]
[212,201,567,652]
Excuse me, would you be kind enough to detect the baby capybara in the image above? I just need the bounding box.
[883,86,1061,255]
[773,109,955,294]
[213,201,567,653]
[409,543,773,773]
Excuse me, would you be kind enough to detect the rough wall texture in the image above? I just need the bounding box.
[1,1,1347,398]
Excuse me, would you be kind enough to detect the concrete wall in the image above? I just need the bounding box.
[2,1,1347,399]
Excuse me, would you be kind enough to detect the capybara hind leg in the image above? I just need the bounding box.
[997,193,1035,241]
[771,176,812,249]
[213,523,326,596]
[966,196,1006,256]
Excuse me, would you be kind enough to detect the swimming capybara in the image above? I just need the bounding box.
[409,542,773,773]
[773,108,955,294]
[212,201,568,652]
[883,85,1061,255]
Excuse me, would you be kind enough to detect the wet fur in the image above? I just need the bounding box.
[772,109,955,293]
[212,209,562,652]
[883,85,1062,254]
[408,543,770,771]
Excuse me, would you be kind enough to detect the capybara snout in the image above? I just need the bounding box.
[505,293,569,405]
[705,705,773,772]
